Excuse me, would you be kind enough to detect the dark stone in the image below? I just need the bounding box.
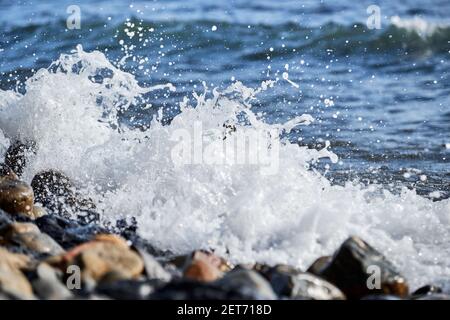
[307,256,332,275]
[0,222,64,257]
[35,214,107,249]
[264,265,345,300]
[96,279,165,300]
[0,164,18,179]
[255,264,300,295]
[149,279,253,300]
[251,263,274,278]
[31,170,95,216]
[318,236,409,299]
[4,140,36,177]
[215,268,277,300]
[411,285,442,297]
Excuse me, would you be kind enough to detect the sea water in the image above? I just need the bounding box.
[0,0,449,290]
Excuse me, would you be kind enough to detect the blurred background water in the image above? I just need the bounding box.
[0,0,449,197]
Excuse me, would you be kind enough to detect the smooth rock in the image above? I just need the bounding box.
[0,222,65,256]
[31,170,95,216]
[0,175,34,216]
[290,273,345,300]
[318,236,409,299]
[307,256,332,275]
[53,234,144,282]
[267,266,345,300]
[150,279,251,300]
[0,247,34,299]
[411,284,442,297]
[96,279,164,300]
[215,268,277,300]
[31,263,73,300]
[183,251,225,282]
[184,259,222,282]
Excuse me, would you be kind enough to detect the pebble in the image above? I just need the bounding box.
[96,279,164,299]
[0,247,34,299]
[0,174,34,217]
[215,268,277,300]
[183,251,225,282]
[411,284,442,297]
[31,263,73,300]
[318,236,409,299]
[267,265,345,300]
[4,140,36,177]
[53,234,144,282]
[150,279,251,300]
[307,256,332,275]
[0,222,65,256]
[31,170,95,216]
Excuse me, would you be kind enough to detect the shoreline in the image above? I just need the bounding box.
[0,142,447,300]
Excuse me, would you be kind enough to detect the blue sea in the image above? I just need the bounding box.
[0,0,449,289]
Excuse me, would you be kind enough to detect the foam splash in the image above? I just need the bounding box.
[0,46,449,291]
[390,15,447,38]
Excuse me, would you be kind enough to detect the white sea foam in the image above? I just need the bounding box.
[0,46,449,291]
[390,15,447,38]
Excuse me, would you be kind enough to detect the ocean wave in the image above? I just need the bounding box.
[0,45,449,291]
[390,15,449,38]
[2,17,449,60]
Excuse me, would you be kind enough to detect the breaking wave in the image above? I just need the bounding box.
[0,45,449,291]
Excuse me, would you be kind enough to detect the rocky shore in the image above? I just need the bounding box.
[0,141,448,300]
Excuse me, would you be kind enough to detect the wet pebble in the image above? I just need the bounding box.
[215,268,277,300]
[318,236,409,299]
[31,263,73,300]
[183,251,227,282]
[96,279,164,300]
[0,221,65,256]
[51,234,144,283]
[0,174,34,217]
[0,247,34,299]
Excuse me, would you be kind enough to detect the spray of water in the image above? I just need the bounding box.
[0,45,449,290]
